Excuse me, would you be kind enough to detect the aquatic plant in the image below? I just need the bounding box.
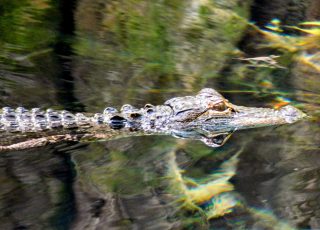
[243,19,320,79]
[250,22,299,52]
[167,148,297,228]
[205,192,240,219]
[226,19,320,101]
[167,149,242,219]
[253,19,320,54]
[288,21,320,50]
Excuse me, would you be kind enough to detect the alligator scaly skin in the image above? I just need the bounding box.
[0,88,306,152]
[0,104,172,148]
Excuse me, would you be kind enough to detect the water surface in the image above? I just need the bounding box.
[0,0,319,229]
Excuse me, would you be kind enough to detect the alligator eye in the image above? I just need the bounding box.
[211,102,228,112]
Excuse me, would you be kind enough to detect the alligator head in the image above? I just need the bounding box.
[161,88,306,147]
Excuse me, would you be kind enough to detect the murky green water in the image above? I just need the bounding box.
[0,0,319,229]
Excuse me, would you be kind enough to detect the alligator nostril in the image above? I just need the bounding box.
[109,115,126,129]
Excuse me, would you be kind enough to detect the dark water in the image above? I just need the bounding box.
[0,0,319,229]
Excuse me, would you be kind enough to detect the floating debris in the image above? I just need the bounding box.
[236,55,286,69]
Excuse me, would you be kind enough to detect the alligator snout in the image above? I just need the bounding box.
[278,105,307,124]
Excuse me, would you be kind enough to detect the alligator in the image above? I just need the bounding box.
[0,88,306,152]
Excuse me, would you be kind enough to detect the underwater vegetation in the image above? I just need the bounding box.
[251,19,320,72]
[166,148,296,229]
[167,149,295,230]
[166,148,240,217]
[252,19,320,51]
[222,18,320,114]
[166,148,240,227]
[236,19,320,78]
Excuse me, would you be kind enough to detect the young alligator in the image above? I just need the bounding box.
[0,88,306,152]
